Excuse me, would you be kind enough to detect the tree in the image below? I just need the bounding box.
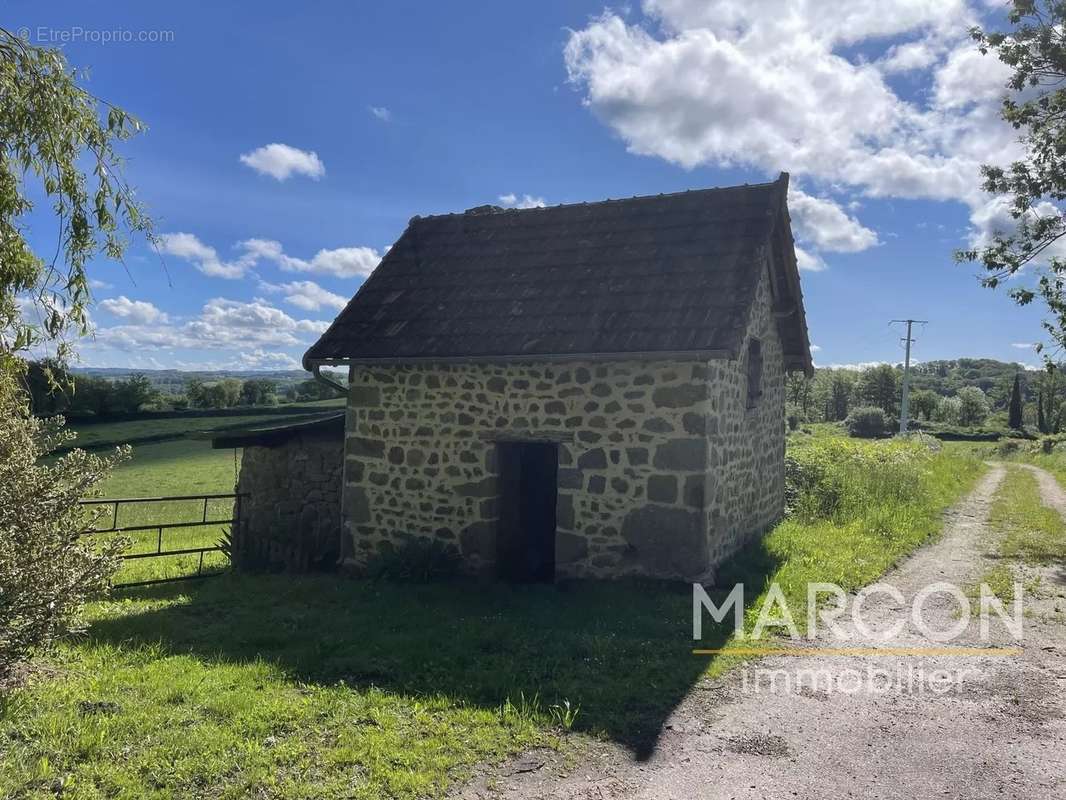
[909,389,939,421]
[1008,373,1024,429]
[962,3,1066,355]
[957,386,991,427]
[240,378,277,406]
[858,364,900,416]
[218,378,243,408]
[0,370,128,679]
[934,395,962,425]
[0,29,150,676]
[1036,365,1066,433]
[0,28,152,368]
[113,373,158,414]
[185,378,208,408]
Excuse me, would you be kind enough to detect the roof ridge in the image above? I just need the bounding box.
[410,173,788,223]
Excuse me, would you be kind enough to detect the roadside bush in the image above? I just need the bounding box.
[844,406,887,438]
[785,437,930,522]
[366,538,461,582]
[0,370,128,682]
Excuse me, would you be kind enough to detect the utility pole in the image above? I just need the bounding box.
[891,319,927,435]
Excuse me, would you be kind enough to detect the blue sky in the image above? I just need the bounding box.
[7,0,1049,371]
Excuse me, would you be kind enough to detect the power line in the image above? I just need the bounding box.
[890,319,928,435]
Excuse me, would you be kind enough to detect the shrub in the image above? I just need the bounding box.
[785,437,930,522]
[0,370,128,682]
[957,386,990,427]
[844,406,887,438]
[366,538,461,582]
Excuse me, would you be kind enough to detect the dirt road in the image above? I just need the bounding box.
[460,464,1066,799]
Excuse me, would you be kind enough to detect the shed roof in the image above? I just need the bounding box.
[210,412,344,449]
[305,173,811,373]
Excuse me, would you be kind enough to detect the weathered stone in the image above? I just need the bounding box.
[652,383,706,408]
[350,386,381,407]
[682,412,706,436]
[591,383,611,397]
[588,475,606,494]
[556,531,588,562]
[459,522,495,558]
[653,439,706,471]
[621,505,708,578]
[558,468,583,489]
[626,447,649,465]
[545,400,566,415]
[388,446,404,465]
[486,377,507,393]
[642,417,673,433]
[683,475,705,509]
[556,494,575,529]
[455,477,497,497]
[577,448,607,469]
[647,474,678,504]
[349,437,385,458]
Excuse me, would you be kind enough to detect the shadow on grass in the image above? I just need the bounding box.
[89,538,782,760]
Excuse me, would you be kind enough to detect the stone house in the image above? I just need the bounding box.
[229,174,811,582]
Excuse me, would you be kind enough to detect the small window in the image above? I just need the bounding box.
[747,338,763,408]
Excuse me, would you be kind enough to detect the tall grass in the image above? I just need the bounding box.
[711,436,986,666]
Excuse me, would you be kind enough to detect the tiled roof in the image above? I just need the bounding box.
[305,173,810,370]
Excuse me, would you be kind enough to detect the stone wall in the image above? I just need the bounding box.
[233,431,344,571]
[341,267,787,581]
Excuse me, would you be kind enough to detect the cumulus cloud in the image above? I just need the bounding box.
[499,193,547,209]
[98,296,168,325]
[93,297,329,354]
[368,106,392,122]
[158,232,381,280]
[793,245,826,272]
[241,238,382,278]
[239,143,325,181]
[1011,342,1036,349]
[564,1,1021,263]
[259,279,348,311]
[788,188,879,253]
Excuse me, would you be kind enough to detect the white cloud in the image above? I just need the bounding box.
[89,278,113,290]
[563,2,1021,261]
[788,188,879,254]
[1011,342,1036,349]
[239,349,303,370]
[259,279,348,311]
[98,296,168,325]
[241,238,382,278]
[793,245,826,272]
[369,106,392,122]
[810,344,821,353]
[93,297,329,354]
[158,232,255,279]
[158,233,381,280]
[499,193,547,209]
[239,143,325,181]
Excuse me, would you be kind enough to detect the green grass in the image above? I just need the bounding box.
[707,436,986,671]
[988,466,1066,566]
[93,439,240,586]
[0,434,987,799]
[69,400,344,449]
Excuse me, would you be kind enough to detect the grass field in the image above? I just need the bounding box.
[93,439,240,585]
[68,399,344,449]
[0,433,987,799]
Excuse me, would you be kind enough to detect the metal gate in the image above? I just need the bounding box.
[80,493,245,588]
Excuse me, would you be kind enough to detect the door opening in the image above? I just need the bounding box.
[496,441,558,582]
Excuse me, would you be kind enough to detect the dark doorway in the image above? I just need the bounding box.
[496,441,558,582]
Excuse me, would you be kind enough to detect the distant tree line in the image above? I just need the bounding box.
[785,359,1057,433]
[25,360,344,418]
